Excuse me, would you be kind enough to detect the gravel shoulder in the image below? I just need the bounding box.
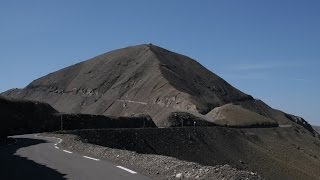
[47,132,262,180]
[45,126,320,180]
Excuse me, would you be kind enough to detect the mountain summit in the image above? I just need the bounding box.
[2,44,315,131]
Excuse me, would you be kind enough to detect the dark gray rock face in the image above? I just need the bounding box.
[1,44,315,132]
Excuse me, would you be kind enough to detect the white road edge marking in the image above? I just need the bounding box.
[35,134,62,146]
[116,166,137,174]
[55,139,62,146]
[34,134,103,162]
[83,156,100,161]
[63,150,73,154]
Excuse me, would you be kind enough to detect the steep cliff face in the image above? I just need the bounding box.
[1,44,315,131]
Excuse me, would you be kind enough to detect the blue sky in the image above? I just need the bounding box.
[1,0,319,125]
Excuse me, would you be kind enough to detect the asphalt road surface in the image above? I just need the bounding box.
[0,134,151,180]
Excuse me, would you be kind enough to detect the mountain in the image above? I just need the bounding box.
[1,44,315,132]
[313,126,320,134]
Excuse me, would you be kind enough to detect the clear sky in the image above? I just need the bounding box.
[1,1,319,125]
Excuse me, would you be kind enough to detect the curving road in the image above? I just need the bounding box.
[0,134,151,180]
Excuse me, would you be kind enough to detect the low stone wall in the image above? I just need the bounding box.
[53,113,157,130]
[167,112,279,129]
[167,112,216,127]
[1,95,156,137]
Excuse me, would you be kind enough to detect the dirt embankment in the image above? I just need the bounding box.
[56,126,320,180]
[313,126,320,134]
[206,104,278,127]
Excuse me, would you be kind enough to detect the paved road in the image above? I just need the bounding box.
[0,134,151,180]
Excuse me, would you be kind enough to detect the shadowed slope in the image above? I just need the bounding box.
[0,95,58,138]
